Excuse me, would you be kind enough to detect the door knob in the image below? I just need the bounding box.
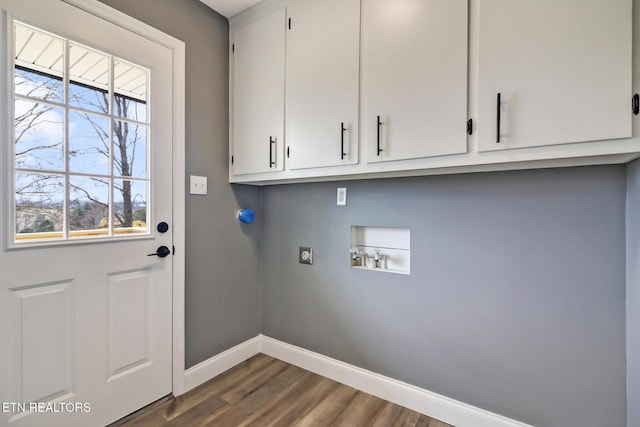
[148,245,171,258]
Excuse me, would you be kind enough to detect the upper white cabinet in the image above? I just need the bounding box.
[231,8,286,175]
[285,0,360,170]
[362,0,468,163]
[229,0,640,184]
[477,0,632,152]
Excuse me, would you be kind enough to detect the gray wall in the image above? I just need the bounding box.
[94,3,632,425]
[261,166,627,427]
[628,159,640,427]
[99,0,261,368]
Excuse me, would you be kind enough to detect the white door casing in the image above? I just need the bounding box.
[0,1,186,426]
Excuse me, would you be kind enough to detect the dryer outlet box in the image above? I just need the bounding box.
[299,247,313,265]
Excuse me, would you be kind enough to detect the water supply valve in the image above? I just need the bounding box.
[349,247,364,266]
[373,248,385,268]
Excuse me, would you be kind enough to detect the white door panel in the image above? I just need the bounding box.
[10,282,73,405]
[0,1,174,426]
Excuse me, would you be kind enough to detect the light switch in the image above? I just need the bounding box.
[190,175,207,195]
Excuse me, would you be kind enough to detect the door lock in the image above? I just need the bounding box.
[148,246,171,258]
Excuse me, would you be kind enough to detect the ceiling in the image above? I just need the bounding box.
[199,0,262,18]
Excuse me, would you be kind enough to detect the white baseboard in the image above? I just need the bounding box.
[259,335,533,427]
[183,336,261,393]
[182,334,533,427]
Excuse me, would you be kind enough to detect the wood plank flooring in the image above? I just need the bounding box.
[118,354,453,427]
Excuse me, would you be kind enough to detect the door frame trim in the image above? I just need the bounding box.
[62,0,187,395]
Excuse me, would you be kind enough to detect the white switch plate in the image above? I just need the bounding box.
[337,188,347,205]
[190,175,207,195]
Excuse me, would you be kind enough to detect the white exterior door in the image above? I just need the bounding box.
[0,1,175,426]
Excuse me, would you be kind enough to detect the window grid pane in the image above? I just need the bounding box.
[12,21,150,244]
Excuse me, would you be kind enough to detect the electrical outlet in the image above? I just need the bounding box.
[299,247,313,265]
[337,188,347,205]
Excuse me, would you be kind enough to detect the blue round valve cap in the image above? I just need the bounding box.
[237,208,255,224]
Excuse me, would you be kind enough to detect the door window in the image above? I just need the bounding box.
[12,21,151,244]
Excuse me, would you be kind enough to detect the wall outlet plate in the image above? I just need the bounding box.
[299,247,313,265]
[337,187,347,205]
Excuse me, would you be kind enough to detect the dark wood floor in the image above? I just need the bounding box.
[119,354,453,426]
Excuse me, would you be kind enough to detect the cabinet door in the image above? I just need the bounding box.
[286,0,360,170]
[231,9,286,175]
[362,0,468,163]
[477,0,632,152]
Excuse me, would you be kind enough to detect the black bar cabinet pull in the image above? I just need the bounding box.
[376,115,383,156]
[496,93,501,143]
[341,122,347,160]
[633,93,639,115]
[269,136,275,168]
